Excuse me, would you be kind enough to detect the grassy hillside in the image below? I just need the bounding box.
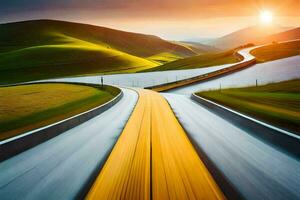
[0,20,195,57]
[142,49,240,72]
[251,40,300,62]
[0,33,157,83]
[147,53,182,64]
[197,79,300,134]
[0,83,119,140]
[178,41,220,54]
[0,20,196,84]
[261,27,300,43]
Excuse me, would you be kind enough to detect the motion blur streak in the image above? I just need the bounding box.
[163,93,300,200]
[86,89,224,200]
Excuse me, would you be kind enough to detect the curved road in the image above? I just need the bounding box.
[170,54,300,94]
[47,64,233,88]
[163,93,300,200]
[161,42,300,200]
[45,47,256,88]
[1,42,299,200]
[0,89,137,200]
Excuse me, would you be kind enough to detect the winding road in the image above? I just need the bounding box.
[170,55,300,94]
[163,93,300,200]
[1,43,300,200]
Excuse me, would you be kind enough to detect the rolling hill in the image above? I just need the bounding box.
[178,41,220,54]
[142,49,241,72]
[0,20,196,84]
[261,27,300,43]
[211,25,292,49]
[0,19,195,57]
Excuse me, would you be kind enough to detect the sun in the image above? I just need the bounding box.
[260,10,273,24]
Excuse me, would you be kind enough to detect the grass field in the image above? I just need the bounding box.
[251,40,300,62]
[141,50,241,72]
[0,20,198,84]
[197,79,300,134]
[0,83,119,140]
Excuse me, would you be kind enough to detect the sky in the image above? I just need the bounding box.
[1,0,300,40]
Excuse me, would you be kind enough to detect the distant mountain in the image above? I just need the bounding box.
[184,38,216,45]
[0,19,196,84]
[211,25,293,49]
[261,27,300,43]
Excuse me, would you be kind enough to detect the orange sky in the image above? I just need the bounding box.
[1,0,299,40]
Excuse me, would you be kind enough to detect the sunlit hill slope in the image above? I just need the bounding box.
[0,20,196,84]
[211,25,292,49]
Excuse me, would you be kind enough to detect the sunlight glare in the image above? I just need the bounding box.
[260,10,273,24]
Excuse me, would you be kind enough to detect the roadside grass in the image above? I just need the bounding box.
[141,50,241,72]
[251,40,300,62]
[0,83,119,140]
[197,79,300,134]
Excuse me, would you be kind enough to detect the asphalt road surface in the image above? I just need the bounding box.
[86,89,224,200]
[47,64,233,88]
[163,93,300,200]
[169,55,300,94]
[45,46,257,88]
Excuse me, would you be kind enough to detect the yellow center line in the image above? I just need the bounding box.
[86,89,225,200]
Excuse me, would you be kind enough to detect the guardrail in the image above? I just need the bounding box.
[191,93,300,159]
[146,58,256,92]
[0,83,123,161]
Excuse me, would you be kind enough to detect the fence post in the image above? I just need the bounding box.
[100,76,104,88]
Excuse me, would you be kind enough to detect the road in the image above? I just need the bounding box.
[1,42,299,200]
[46,64,234,88]
[162,93,300,200]
[0,47,250,199]
[169,55,300,94]
[49,46,257,89]
[86,89,225,200]
[0,89,137,200]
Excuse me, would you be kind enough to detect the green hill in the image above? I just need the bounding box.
[142,49,241,72]
[0,20,196,84]
[178,41,220,54]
